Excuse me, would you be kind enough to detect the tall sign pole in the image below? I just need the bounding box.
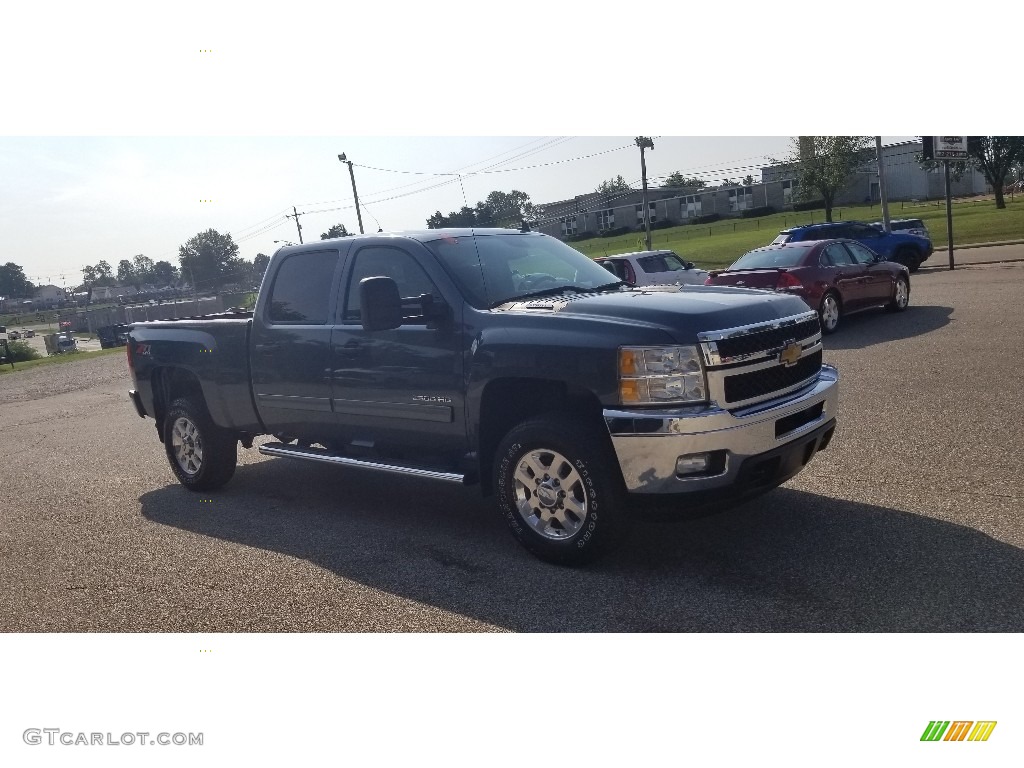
[922,136,968,271]
[944,161,954,270]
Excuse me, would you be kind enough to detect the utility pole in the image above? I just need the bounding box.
[635,136,655,251]
[338,153,365,234]
[875,136,891,232]
[286,206,304,244]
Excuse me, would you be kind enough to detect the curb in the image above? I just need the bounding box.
[919,257,1024,272]
[953,239,1024,250]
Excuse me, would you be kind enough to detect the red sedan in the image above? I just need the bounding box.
[705,239,910,333]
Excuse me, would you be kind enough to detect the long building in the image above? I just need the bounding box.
[534,140,990,240]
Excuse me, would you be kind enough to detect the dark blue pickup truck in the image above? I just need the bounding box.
[127,229,838,564]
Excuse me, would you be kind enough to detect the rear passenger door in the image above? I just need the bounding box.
[251,248,343,441]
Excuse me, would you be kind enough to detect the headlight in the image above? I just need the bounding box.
[619,346,707,405]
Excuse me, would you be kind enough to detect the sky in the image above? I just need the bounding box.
[3,135,924,286]
[1,3,1002,290]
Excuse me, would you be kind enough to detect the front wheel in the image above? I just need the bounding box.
[887,275,910,312]
[819,292,841,334]
[163,397,237,491]
[494,414,628,565]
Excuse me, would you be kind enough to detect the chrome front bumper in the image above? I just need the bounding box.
[604,365,839,494]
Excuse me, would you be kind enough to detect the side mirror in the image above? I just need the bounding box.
[684,261,695,270]
[359,276,402,331]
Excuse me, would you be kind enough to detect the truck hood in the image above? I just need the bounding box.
[493,286,812,341]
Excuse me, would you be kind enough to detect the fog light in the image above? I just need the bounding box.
[676,453,710,476]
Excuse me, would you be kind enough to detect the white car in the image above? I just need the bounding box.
[872,218,930,240]
[594,250,709,287]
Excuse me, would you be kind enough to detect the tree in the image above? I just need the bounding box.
[426,190,535,228]
[595,175,632,195]
[774,136,873,222]
[321,223,351,239]
[117,259,135,286]
[150,260,179,286]
[253,253,271,281]
[742,174,755,186]
[132,254,155,285]
[178,229,243,291]
[0,262,34,297]
[967,136,1024,209]
[662,171,707,189]
[475,190,535,228]
[81,261,116,289]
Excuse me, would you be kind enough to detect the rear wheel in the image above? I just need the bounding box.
[494,414,628,565]
[896,246,920,272]
[887,275,910,312]
[163,398,237,491]
[818,292,841,334]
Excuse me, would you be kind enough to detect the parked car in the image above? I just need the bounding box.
[22,328,35,338]
[594,250,709,287]
[97,323,131,349]
[871,218,930,239]
[126,229,838,565]
[8,329,21,340]
[705,239,910,334]
[770,221,932,271]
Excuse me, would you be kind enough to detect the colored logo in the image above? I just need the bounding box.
[779,340,802,367]
[921,721,997,742]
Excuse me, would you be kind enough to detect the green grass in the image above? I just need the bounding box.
[570,196,1024,269]
[0,346,124,375]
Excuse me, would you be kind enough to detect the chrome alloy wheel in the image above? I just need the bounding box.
[512,448,588,540]
[171,416,204,475]
[820,294,840,332]
[894,279,909,309]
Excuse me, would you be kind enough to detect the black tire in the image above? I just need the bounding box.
[896,246,920,272]
[887,275,910,312]
[163,397,237,491]
[494,413,628,565]
[818,291,841,335]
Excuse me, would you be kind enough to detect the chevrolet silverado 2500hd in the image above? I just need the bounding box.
[126,229,838,564]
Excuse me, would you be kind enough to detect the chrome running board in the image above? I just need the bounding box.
[258,442,466,483]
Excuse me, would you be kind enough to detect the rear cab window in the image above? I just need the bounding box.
[730,245,813,270]
[265,250,340,324]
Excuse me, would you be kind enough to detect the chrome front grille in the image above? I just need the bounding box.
[698,310,823,409]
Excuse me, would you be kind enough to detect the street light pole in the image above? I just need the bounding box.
[338,153,365,234]
[635,136,655,251]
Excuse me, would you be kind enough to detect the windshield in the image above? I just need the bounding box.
[730,245,813,270]
[423,232,622,308]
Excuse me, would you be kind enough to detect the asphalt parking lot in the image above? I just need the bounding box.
[1,260,1022,632]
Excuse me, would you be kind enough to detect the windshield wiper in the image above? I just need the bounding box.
[495,281,626,307]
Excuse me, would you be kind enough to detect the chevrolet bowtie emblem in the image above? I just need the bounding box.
[779,341,802,367]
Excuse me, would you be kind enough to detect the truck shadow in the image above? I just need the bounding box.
[823,304,952,350]
[139,459,1024,632]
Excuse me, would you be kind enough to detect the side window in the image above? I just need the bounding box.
[821,244,853,267]
[852,224,880,239]
[845,242,877,265]
[344,246,439,324]
[266,250,339,324]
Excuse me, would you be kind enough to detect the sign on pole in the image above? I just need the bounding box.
[933,136,969,160]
